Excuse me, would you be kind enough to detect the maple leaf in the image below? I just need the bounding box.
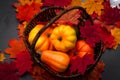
[17,21,27,37]
[70,0,82,7]
[4,38,26,58]
[56,10,81,25]
[0,53,6,62]
[101,23,115,32]
[111,27,120,49]
[16,2,41,22]
[18,0,42,5]
[70,53,95,75]
[0,61,19,80]
[83,61,105,80]
[99,27,116,50]
[18,0,34,5]
[42,0,71,7]
[15,50,33,75]
[115,21,120,28]
[12,2,21,10]
[91,12,99,20]
[81,0,104,15]
[34,0,42,4]
[101,1,120,25]
[30,64,56,80]
[80,20,101,47]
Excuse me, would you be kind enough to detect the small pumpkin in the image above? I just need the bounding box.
[40,50,70,72]
[28,24,53,52]
[69,40,95,74]
[70,40,94,58]
[50,25,77,52]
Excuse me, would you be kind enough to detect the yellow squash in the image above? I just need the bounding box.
[28,24,53,52]
[50,25,77,52]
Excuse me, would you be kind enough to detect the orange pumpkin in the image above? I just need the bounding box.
[50,25,77,52]
[70,40,94,58]
[28,24,53,52]
[40,50,70,72]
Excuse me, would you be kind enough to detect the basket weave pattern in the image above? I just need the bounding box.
[23,6,103,79]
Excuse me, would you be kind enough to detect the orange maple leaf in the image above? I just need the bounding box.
[16,2,41,22]
[4,38,26,58]
[17,21,27,37]
[70,0,82,7]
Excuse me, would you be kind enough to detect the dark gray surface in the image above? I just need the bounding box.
[0,0,120,80]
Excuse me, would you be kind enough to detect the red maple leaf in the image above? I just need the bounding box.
[4,38,26,58]
[42,0,71,7]
[70,53,95,75]
[101,1,120,25]
[99,27,116,50]
[116,21,120,28]
[16,2,41,22]
[30,64,56,80]
[15,50,33,75]
[80,20,101,47]
[0,61,19,80]
[83,61,105,80]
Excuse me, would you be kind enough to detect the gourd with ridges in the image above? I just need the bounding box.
[28,24,53,52]
[50,24,77,52]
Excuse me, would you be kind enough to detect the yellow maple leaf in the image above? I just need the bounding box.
[111,27,120,49]
[0,53,6,62]
[18,0,42,5]
[18,0,34,5]
[70,0,82,6]
[34,0,42,4]
[81,0,104,15]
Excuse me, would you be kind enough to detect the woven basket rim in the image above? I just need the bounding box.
[23,6,103,79]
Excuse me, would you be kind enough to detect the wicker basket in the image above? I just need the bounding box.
[23,6,103,80]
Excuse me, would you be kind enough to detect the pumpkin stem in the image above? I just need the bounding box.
[74,52,78,56]
[58,36,62,41]
[46,33,51,38]
[37,51,42,55]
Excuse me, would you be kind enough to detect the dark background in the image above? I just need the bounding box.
[0,0,120,80]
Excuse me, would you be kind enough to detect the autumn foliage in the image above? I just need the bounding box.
[2,0,120,80]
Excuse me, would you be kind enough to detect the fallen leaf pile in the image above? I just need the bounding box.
[1,0,120,80]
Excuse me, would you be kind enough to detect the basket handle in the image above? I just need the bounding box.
[31,6,93,51]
